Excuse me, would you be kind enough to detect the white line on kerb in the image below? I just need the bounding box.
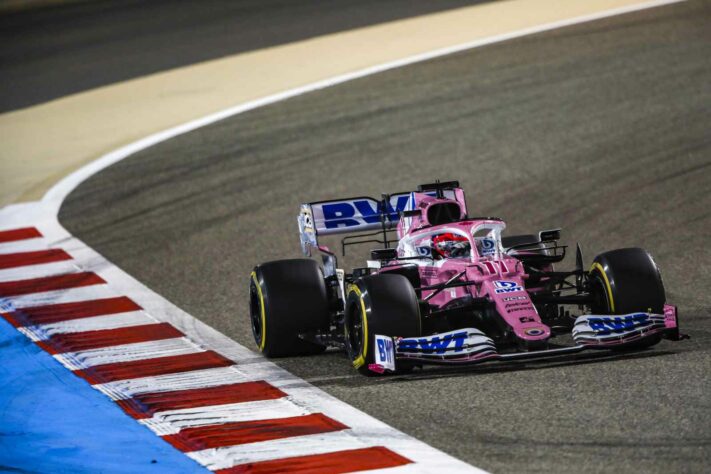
[42,0,685,210]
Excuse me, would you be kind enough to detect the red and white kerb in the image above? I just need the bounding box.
[0,226,417,474]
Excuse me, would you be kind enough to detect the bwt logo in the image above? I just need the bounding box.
[588,313,650,335]
[377,338,394,364]
[321,197,411,229]
[494,280,523,294]
[479,237,495,256]
[398,331,467,354]
[416,246,432,257]
[320,192,438,229]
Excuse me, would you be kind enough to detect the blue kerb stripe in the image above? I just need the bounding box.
[0,316,207,474]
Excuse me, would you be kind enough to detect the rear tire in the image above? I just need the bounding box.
[250,259,329,357]
[589,248,666,349]
[344,273,421,376]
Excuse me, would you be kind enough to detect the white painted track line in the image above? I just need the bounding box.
[0,238,47,254]
[186,430,372,470]
[141,398,309,436]
[5,285,115,309]
[54,337,203,370]
[94,366,252,400]
[0,260,80,282]
[39,0,685,213]
[23,311,153,339]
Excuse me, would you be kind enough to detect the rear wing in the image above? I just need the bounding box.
[298,181,463,256]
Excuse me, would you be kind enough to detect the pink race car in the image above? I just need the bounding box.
[249,181,685,375]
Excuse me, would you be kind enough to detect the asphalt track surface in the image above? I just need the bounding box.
[0,0,487,112]
[60,1,711,472]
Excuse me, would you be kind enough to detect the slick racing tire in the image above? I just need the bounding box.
[589,248,666,349]
[344,273,421,376]
[250,259,328,357]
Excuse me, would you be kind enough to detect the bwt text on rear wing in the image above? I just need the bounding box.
[297,182,464,257]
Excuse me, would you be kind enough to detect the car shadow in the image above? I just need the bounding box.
[303,349,676,388]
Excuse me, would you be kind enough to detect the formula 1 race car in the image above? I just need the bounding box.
[249,181,684,375]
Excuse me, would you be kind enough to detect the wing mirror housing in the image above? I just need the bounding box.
[371,248,398,261]
[539,228,561,242]
[400,209,421,218]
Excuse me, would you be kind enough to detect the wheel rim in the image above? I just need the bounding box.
[590,273,611,314]
[346,301,363,360]
[249,280,263,347]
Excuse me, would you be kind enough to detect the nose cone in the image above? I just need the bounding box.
[513,323,551,345]
[513,323,551,351]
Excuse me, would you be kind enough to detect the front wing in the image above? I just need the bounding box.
[368,305,681,374]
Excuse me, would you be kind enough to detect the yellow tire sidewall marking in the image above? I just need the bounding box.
[250,271,267,351]
[591,262,615,313]
[348,284,368,369]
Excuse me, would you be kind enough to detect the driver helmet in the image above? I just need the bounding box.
[432,232,470,259]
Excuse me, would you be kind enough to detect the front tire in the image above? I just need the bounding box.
[589,248,666,349]
[589,248,665,315]
[344,273,421,375]
[250,259,329,357]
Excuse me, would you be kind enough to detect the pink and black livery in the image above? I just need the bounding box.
[249,181,685,375]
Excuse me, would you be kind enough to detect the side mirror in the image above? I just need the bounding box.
[539,228,561,242]
[371,248,398,261]
[400,209,421,218]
